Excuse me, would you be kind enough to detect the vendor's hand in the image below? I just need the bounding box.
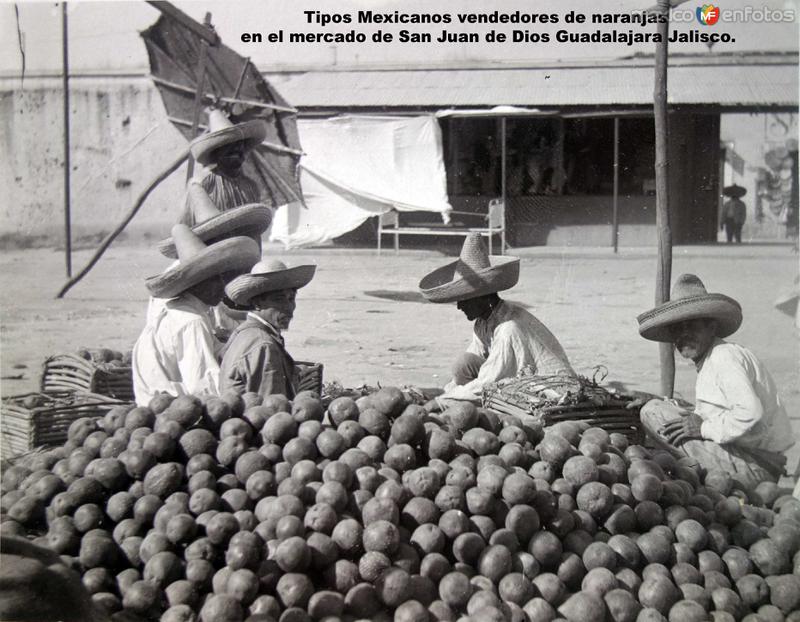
[660,413,703,445]
[423,398,443,413]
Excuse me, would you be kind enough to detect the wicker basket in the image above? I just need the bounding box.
[296,361,324,396]
[41,353,134,401]
[1,391,129,457]
[483,375,645,443]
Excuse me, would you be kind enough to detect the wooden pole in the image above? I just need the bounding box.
[186,11,213,181]
[612,116,620,253]
[56,150,189,299]
[146,1,219,45]
[62,2,72,277]
[654,0,675,397]
[500,116,507,253]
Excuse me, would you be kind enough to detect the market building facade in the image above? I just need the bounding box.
[271,51,798,247]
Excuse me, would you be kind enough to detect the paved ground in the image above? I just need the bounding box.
[1,241,798,475]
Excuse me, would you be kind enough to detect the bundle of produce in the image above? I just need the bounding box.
[2,386,799,622]
[41,349,134,401]
[1,391,129,457]
[483,372,646,443]
[295,361,324,397]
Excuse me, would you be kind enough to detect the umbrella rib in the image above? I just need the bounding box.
[166,115,304,156]
[150,75,297,114]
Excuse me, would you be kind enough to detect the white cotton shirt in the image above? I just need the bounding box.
[440,300,574,402]
[132,293,223,406]
[696,338,794,453]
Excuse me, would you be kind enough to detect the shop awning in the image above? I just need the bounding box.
[271,56,798,110]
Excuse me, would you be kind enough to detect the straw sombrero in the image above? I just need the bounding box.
[190,109,267,167]
[225,259,316,306]
[419,233,520,304]
[146,225,260,299]
[637,274,742,342]
[774,277,799,318]
[157,181,272,258]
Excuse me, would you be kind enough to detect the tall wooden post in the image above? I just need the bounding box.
[612,117,620,253]
[654,0,675,397]
[62,2,72,277]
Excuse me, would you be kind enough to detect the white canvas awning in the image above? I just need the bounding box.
[270,115,452,248]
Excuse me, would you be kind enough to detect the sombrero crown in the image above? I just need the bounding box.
[190,108,267,166]
[637,273,742,342]
[146,224,260,298]
[157,180,272,258]
[419,233,520,304]
[225,258,316,306]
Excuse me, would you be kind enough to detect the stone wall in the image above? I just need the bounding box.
[1,76,188,247]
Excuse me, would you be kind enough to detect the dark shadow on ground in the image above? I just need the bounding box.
[364,290,429,303]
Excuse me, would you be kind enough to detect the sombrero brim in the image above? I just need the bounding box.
[723,186,747,198]
[146,236,260,299]
[226,265,316,306]
[419,256,520,304]
[157,204,273,258]
[774,287,799,317]
[637,294,742,342]
[190,119,267,166]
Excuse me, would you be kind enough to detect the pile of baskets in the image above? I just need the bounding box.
[1,391,127,457]
[483,373,646,443]
[41,352,134,401]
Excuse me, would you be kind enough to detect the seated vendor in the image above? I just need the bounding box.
[164,178,273,341]
[637,273,795,492]
[219,259,316,399]
[419,233,574,409]
[181,108,267,223]
[132,225,259,406]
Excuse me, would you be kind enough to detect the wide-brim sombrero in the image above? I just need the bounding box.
[190,119,267,166]
[637,279,743,343]
[723,184,747,199]
[156,203,272,258]
[419,256,520,304]
[146,236,260,299]
[774,284,799,318]
[419,233,520,304]
[226,263,316,306]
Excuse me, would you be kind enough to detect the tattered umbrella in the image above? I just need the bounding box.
[56,4,303,298]
[140,9,303,207]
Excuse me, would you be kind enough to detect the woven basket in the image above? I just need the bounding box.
[296,361,323,396]
[41,353,134,401]
[483,375,644,443]
[1,391,129,457]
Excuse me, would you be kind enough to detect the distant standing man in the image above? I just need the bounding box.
[720,184,747,244]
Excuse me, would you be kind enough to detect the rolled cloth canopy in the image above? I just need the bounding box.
[270,115,453,248]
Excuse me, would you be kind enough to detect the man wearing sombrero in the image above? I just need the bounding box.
[637,274,794,491]
[180,108,267,224]
[719,184,747,244]
[164,179,272,339]
[132,225,260,406]
[219,258,316,399]
[419,233,574,408]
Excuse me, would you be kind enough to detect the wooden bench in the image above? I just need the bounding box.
[377,199,506,255]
